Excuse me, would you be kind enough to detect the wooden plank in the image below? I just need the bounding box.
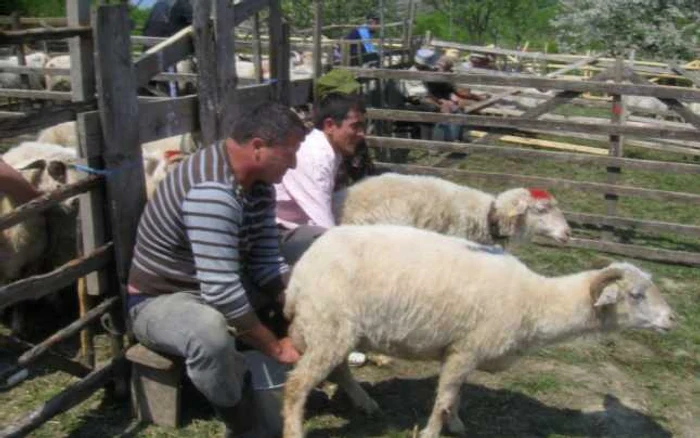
[604,58,625,240]
[14,297,119,370]
[67,0,95,102]
[0,358,121,438]
[0,100,96,139]
[0,26,91,44]
[564,212,700,238]
[0,64,71,76]
[0,176,101,231]
[0,334,92,379]
[312,0,322,80]
[10,13,30,91]
[192,1,216,147]
[133,26,194,88]
[366,108,700,142]
[535,237,700,267]
[214,0,237,139]
[343,68,700,101]
[364,137,700,174]
[0,243,113,310]
[252,12,264,83]
[81,82,279,150]
[93,5,147,288]
[374,163,700,204]
[290,78,312,107]
[0,16,67,26]
[0,89,73,100]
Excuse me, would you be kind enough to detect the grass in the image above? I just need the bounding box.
[2,115,699,436]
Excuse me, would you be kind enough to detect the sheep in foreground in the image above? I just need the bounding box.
[282,225,676,438]
[333,173,571,247]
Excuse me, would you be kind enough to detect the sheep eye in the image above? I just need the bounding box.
[630,290,645,301]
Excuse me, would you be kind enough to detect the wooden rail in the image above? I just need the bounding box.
[0,100,97,139]
[367,108,700,142]
[0,243,113,310]
[374,163,700,204]
[0,176,101,231]
[365,137,700,175]
[0,25,91,43]
[345,67,700,101]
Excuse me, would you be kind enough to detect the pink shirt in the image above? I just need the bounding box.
[275,129,342,229]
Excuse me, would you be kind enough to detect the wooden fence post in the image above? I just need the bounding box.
[313,0,323,81]
[92,3,147,395]
[68,0,99,369]
[604,57,626,241]
[252,12,264,84]
[193,0,236,144]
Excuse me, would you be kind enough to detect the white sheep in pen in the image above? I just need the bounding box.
[0,52,50,90]
[282,225,677,438]
[333,173,571,247]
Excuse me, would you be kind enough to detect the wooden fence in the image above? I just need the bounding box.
[343,62,700,266]
[0,0,304,436]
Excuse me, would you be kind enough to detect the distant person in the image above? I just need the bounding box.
[142,0,193,97]
[345,12,380,67]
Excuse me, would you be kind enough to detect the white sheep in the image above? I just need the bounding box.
[0,163,49,283]
[333,173,571,247]
[282,225,676,438]
[44,54,71,91]
[0,51,50,90]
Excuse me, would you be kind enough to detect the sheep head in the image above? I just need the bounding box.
[589,262,676,333]
[20,159,80,211]
[493,188,571,244]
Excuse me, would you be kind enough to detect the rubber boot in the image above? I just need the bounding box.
[213,373,259,438]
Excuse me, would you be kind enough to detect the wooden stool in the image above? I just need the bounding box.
[126,344,184,428]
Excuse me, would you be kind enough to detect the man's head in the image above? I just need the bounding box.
[314,93,367,157]
[414,48,438,71]
[365,12,379,27]
[230,101,307,184]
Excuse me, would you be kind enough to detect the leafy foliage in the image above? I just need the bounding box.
[552,0,700,59]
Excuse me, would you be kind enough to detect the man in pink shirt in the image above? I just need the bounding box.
[275,93,367,264]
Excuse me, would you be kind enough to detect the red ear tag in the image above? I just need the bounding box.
[528,188,551,200]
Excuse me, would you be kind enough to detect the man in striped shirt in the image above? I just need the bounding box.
[127,102,306,437]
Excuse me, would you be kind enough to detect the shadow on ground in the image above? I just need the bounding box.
[306,377,672,438]
[54,374,671,438]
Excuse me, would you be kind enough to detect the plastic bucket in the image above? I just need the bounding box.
[242,350,292,436]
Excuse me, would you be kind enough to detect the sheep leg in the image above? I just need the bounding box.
[421,353,474,438]
[328,360,380,414]
[283,345,351,438]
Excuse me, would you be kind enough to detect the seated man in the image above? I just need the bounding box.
[127,102,306,438]
[275,93,368,366]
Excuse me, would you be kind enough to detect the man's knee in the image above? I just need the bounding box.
[185,308,234,362]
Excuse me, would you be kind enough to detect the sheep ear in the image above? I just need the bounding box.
[47,160,67,184]
[594,285,620,307]
[508,197,529,217]
[590,268,624,307]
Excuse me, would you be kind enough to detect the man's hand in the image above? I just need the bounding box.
[273,336,301,364]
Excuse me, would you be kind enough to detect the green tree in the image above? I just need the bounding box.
[552,0,699,59]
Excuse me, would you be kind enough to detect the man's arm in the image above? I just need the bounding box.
[0,159,41,205]
[183,182,297,362]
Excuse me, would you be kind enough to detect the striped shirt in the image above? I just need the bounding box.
[128,141,289,330]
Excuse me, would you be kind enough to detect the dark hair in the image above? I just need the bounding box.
[366,12,379,21]
[230,101,306,146]
[313,93,366,130]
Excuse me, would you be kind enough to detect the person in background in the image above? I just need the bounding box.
[275,92,369,366]
[127,101,306,438]
[141,0,193,97]
[345,12,381,67]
